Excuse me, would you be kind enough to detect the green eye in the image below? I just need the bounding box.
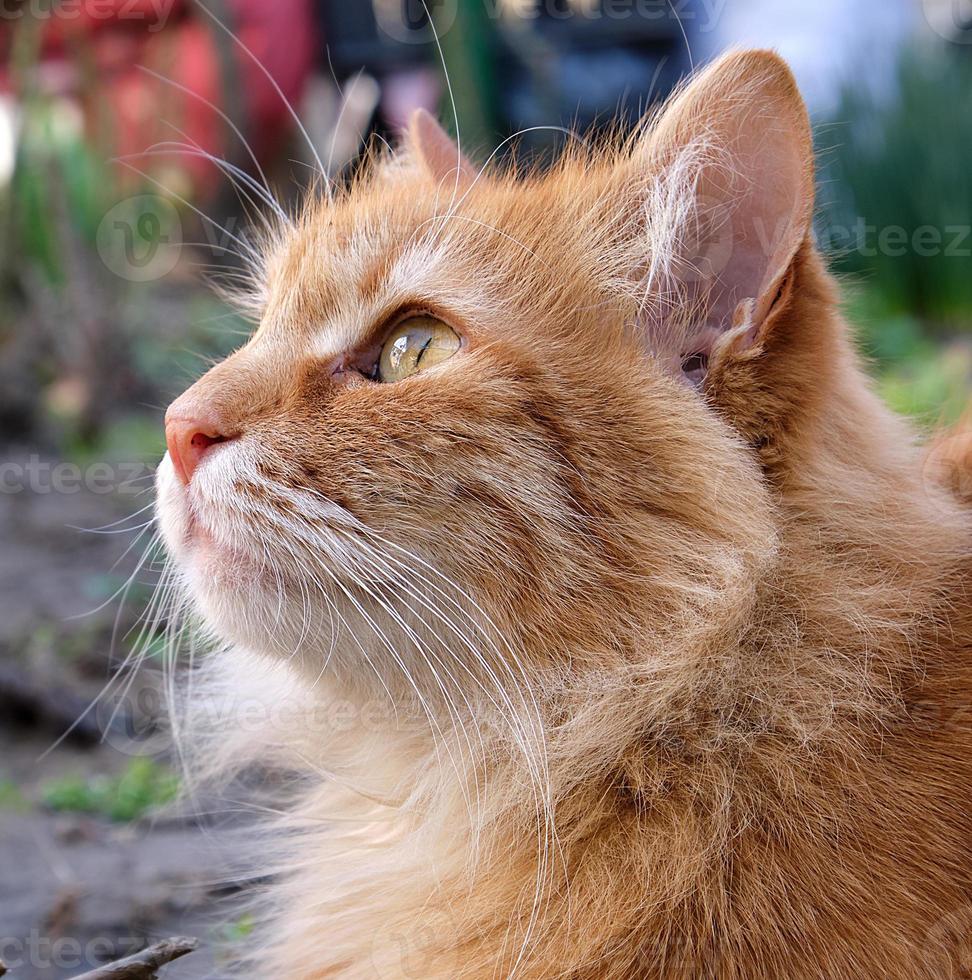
[377,316,461,383]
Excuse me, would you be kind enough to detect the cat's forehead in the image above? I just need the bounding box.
[254,179,525,357]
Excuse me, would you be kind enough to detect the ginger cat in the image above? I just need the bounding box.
[156,50,972,978]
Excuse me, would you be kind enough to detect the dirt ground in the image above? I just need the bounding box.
[0,455,248,979]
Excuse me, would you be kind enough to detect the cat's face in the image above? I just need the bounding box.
[157,53,812,687]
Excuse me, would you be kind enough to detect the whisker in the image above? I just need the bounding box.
[421,0,464,209]
[127,139,283,224]
[192,0,330,187]
[135,64,280,207]
[67,500,157,534]
[38,531,166,760]
[110,159,261,264]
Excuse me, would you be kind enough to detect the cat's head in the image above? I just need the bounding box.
[157,50,818,690]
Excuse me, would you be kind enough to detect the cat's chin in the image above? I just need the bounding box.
[156,453,270,591]
[173,549,309,657]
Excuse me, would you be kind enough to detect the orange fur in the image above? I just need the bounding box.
[156,50,972,978]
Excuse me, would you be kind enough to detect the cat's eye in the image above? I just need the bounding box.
[377,316,461,383]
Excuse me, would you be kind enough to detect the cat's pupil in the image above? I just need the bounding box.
[415,335,434,365]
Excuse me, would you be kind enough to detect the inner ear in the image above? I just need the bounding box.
[631,49,815,384]
[406,108,476,188]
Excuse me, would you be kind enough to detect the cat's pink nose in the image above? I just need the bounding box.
[164,412,234,485]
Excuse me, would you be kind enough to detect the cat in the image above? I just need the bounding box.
[156,49,972,978]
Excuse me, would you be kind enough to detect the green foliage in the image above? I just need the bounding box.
[820,42,972,327]
[41,758,179,822]
[0,778,29,812]
[12,103,104,285]
[820,41,972,423]
[845,285,970,425]
[219,914,256,944]
[877,351,970,424]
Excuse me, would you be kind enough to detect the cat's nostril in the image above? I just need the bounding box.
[165,417,234,486]
[190,431,225,453]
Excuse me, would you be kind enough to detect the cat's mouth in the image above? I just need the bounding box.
[156,449,361,656]
[156,446,379,617]
[156,451,261,572]
[180,515,224,558]
[177,505,263,573]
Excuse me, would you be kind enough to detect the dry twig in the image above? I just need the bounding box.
[71,937,198,979]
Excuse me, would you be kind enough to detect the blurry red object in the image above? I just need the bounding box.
[37,0,188,51]
[1,0,318,197]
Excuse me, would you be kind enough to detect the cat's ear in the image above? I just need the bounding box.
[630,49,814,382]
[406,108,476,186]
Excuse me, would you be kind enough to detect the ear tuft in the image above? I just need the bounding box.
[631,49,815,384]
[406,108,476,187]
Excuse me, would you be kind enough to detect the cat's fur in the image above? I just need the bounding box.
[156,50,972,978]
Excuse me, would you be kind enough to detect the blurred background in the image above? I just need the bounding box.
[1,0,970,976]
